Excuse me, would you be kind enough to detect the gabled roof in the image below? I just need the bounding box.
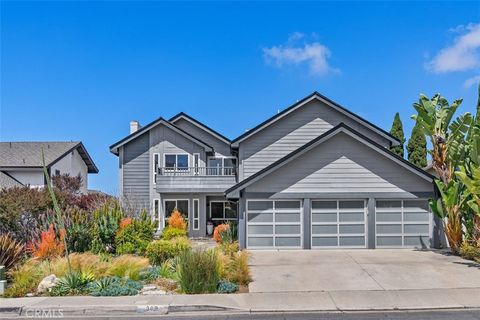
[231,91,400,147]
[225,123,433,198]
[0,171,24,188]
[0,142,98,173]
[169,112,231,144]
[109,117,214,155]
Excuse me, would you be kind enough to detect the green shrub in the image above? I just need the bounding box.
[0,233,25,272]
[65,209,92,253]
[146,238,191,265]
[91,204,123,254]
[161,227,187,240]
[460,242,480,262]
[178,249,219,294]
[51,271,94,296]
[217,280,238,293]
[220,221,238,244]
[87,276,142,296]
[115,211,156,255]
[3,260,44,297]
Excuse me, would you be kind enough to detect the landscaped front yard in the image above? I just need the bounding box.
[0,176,251,298]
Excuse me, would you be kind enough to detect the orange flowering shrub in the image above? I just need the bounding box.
[29,224,65,261]
[168,209,187,231]
[119,217,133,230]
[213,224,230,243]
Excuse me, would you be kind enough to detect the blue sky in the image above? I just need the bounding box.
[1,1,479,194]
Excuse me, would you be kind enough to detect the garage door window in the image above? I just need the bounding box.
[311,200,366,248]
[247,200,302,248]
[376,200,430,247]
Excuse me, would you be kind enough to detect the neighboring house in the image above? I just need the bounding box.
[111,92,438,249]
[0,142,98,193]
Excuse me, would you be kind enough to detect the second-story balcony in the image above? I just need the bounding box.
[155,166,237,193]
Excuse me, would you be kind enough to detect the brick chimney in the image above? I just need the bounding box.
[130,120,141,134]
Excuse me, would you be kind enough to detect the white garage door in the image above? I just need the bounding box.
[311,200,367,248]
[247,200,302,249]
[375,199,431,248]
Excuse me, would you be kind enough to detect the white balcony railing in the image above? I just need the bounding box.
[157,167,236,176]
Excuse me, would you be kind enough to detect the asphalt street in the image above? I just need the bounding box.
[2,309,480,320]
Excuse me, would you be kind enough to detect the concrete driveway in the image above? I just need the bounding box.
[248,249,480,293]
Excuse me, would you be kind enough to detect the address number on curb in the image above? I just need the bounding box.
[137,305,168,314]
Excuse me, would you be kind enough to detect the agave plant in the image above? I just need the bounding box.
[0,233,25,271]
[51,271,94,296]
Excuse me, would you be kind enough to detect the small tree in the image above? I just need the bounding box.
[390,112,405,157]
[407,122,427,168]
[168,209,187,231]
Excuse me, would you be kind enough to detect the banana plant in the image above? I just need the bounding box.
[412,94,472,184]
[412,93,473,253]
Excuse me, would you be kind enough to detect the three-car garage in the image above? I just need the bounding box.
[246,199,432,250]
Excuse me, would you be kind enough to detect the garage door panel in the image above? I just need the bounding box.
[404,236,430,246]
[312,201,336,209]
[275,225,301,234]
[377,224,402,234]
[311,200,367,248]
[248,225,273,234]
[404,212,429,222]
[247,201,273,211]
[375,199,431,248]
[404,224,429,234]
[339,236,365,246]
[248,237,273,247]
[247,200,302,249]
[312,236,338,247]
[275,237,301,247]
[377,236,402,246]
[312,225,337,234]
[275,212,301,222]
[339,224,364,234]
[312,212,337,222]
[248,212,273,223]
[339,212,364,222]
[376,212,402,222]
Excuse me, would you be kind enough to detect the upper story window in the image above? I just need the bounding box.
[165,154,189,171]
[207,157,237,175]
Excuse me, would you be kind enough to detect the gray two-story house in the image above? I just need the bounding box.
[110,92,438,250]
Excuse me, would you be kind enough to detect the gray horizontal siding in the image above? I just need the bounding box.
[173,118,231,157]
[123,132,150,212]
[246,132,433,196]
[240,99,392,179]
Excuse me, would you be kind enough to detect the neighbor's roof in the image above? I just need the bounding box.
[109,117,214,155]
[225,123,433,198]
[0,142,99,173]
[0,171,24,188]
[231,91,400,147]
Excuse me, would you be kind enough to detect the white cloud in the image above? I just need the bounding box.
[464,75,480,88]
[426,23,480,73]
[263,33,339,76]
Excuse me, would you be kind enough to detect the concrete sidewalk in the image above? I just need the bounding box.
[1,288,480,317]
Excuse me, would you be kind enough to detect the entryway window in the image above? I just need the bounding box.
[164,199,189,226]
[210,201,237,221]
[193,199,199,230]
